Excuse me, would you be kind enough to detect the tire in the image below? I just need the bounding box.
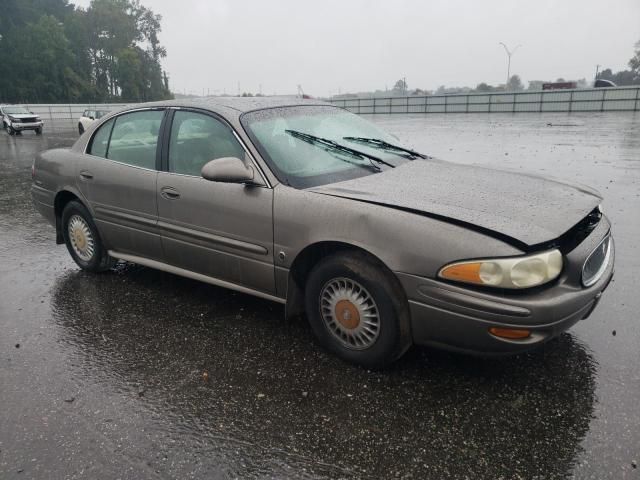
[78,123,84,135]
[7,125,15,136]
[35,127,42,135]
[61,200,116,272]
[305,251,412,368]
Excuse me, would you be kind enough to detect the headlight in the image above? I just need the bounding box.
[438,249,563,289]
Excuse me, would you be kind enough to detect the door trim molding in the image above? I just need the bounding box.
[157,220,268,255]
[108,251,286,304]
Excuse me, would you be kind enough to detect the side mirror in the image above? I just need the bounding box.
[89,116,95,120]
[201,157,256,184]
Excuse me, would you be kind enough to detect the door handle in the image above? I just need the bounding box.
[161,186,181,199]
[79,170,93,180]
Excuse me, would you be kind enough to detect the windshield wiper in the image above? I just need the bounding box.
[284,130,396,170]
[342,137,427,159]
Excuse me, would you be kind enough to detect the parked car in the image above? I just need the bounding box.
[1,105,43,135]
[78,109,110,135]
[31,98,614,367]
[595,79,617,88]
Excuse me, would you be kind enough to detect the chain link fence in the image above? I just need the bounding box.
[329,86,640,114]
[16,103,129,131]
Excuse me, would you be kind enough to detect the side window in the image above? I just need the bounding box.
[107,110,164,169]
[168,111,245,176]
[87,118,115,158]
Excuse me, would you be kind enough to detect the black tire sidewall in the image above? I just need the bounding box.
[61,201,109,272]
[305,253,410,368]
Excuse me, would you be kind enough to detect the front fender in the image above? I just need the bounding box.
[274,185,523,282]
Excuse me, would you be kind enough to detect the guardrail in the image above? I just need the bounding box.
[329,86,640,114]
[17,103,129,130]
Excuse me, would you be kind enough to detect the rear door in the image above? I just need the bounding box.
[156,109,275,294]
[78,108,165,260]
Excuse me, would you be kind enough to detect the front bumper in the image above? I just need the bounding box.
[397,221,614,356]
[10,121,43,131]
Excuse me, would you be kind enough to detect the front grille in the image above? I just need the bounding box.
[582,234,611,287]
[21,117,37,123]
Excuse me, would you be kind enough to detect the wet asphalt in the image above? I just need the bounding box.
[0,113,638,479]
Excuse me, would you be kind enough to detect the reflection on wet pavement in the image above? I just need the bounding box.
[1,114,639,479]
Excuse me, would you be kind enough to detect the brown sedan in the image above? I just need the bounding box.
[31,98,614,367]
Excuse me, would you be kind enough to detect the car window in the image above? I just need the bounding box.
[106,110,164,169]
[168,111,244,176]
[87,118,115,158]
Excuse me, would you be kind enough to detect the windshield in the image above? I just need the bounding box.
[4,106,30,115]
[241,105,412,188]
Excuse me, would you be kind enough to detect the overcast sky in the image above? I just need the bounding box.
[74,0,639,96]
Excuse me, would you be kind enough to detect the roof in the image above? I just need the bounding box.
[126,96,332,116]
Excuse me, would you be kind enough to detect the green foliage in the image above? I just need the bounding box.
[595,40,640,87]
[0,0,173,103]
[393,78,408,93]
[475,82,496,93]
[628,40,640,79]
[507,75,524,91]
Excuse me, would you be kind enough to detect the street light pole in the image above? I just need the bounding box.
[499,42,521,89]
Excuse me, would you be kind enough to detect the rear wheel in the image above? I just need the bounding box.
[61,201,116,272]
[305,251,412,368]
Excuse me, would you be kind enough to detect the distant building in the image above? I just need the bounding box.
[542,81,577,90]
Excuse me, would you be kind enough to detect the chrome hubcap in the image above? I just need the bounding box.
[320,277,380,350]
[68,215,95,262]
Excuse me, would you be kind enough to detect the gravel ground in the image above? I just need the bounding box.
[0,112,638,479]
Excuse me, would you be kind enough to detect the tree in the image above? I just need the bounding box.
[0,0,172,103]
[0,15,77,102]
[393,78,407,94]
[597,66,640,86]
[506,74,524,91]
[475,82,495,92]
[627,40,640,83]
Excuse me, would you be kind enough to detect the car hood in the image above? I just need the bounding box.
[7,113,38,119]
[310,159,602,247]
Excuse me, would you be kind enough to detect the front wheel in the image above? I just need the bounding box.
[61,201,116,272]
[78,123,84,135]
[305,252,412,368]
[35,127,42,135]
[7,125,15,136]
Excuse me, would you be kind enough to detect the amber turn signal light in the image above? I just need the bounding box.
[439,262,482,284]
[488,327,531,340]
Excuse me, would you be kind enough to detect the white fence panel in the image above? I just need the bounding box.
[329,86,640,114]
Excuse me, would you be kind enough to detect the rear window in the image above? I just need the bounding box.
[87,118,114,158]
